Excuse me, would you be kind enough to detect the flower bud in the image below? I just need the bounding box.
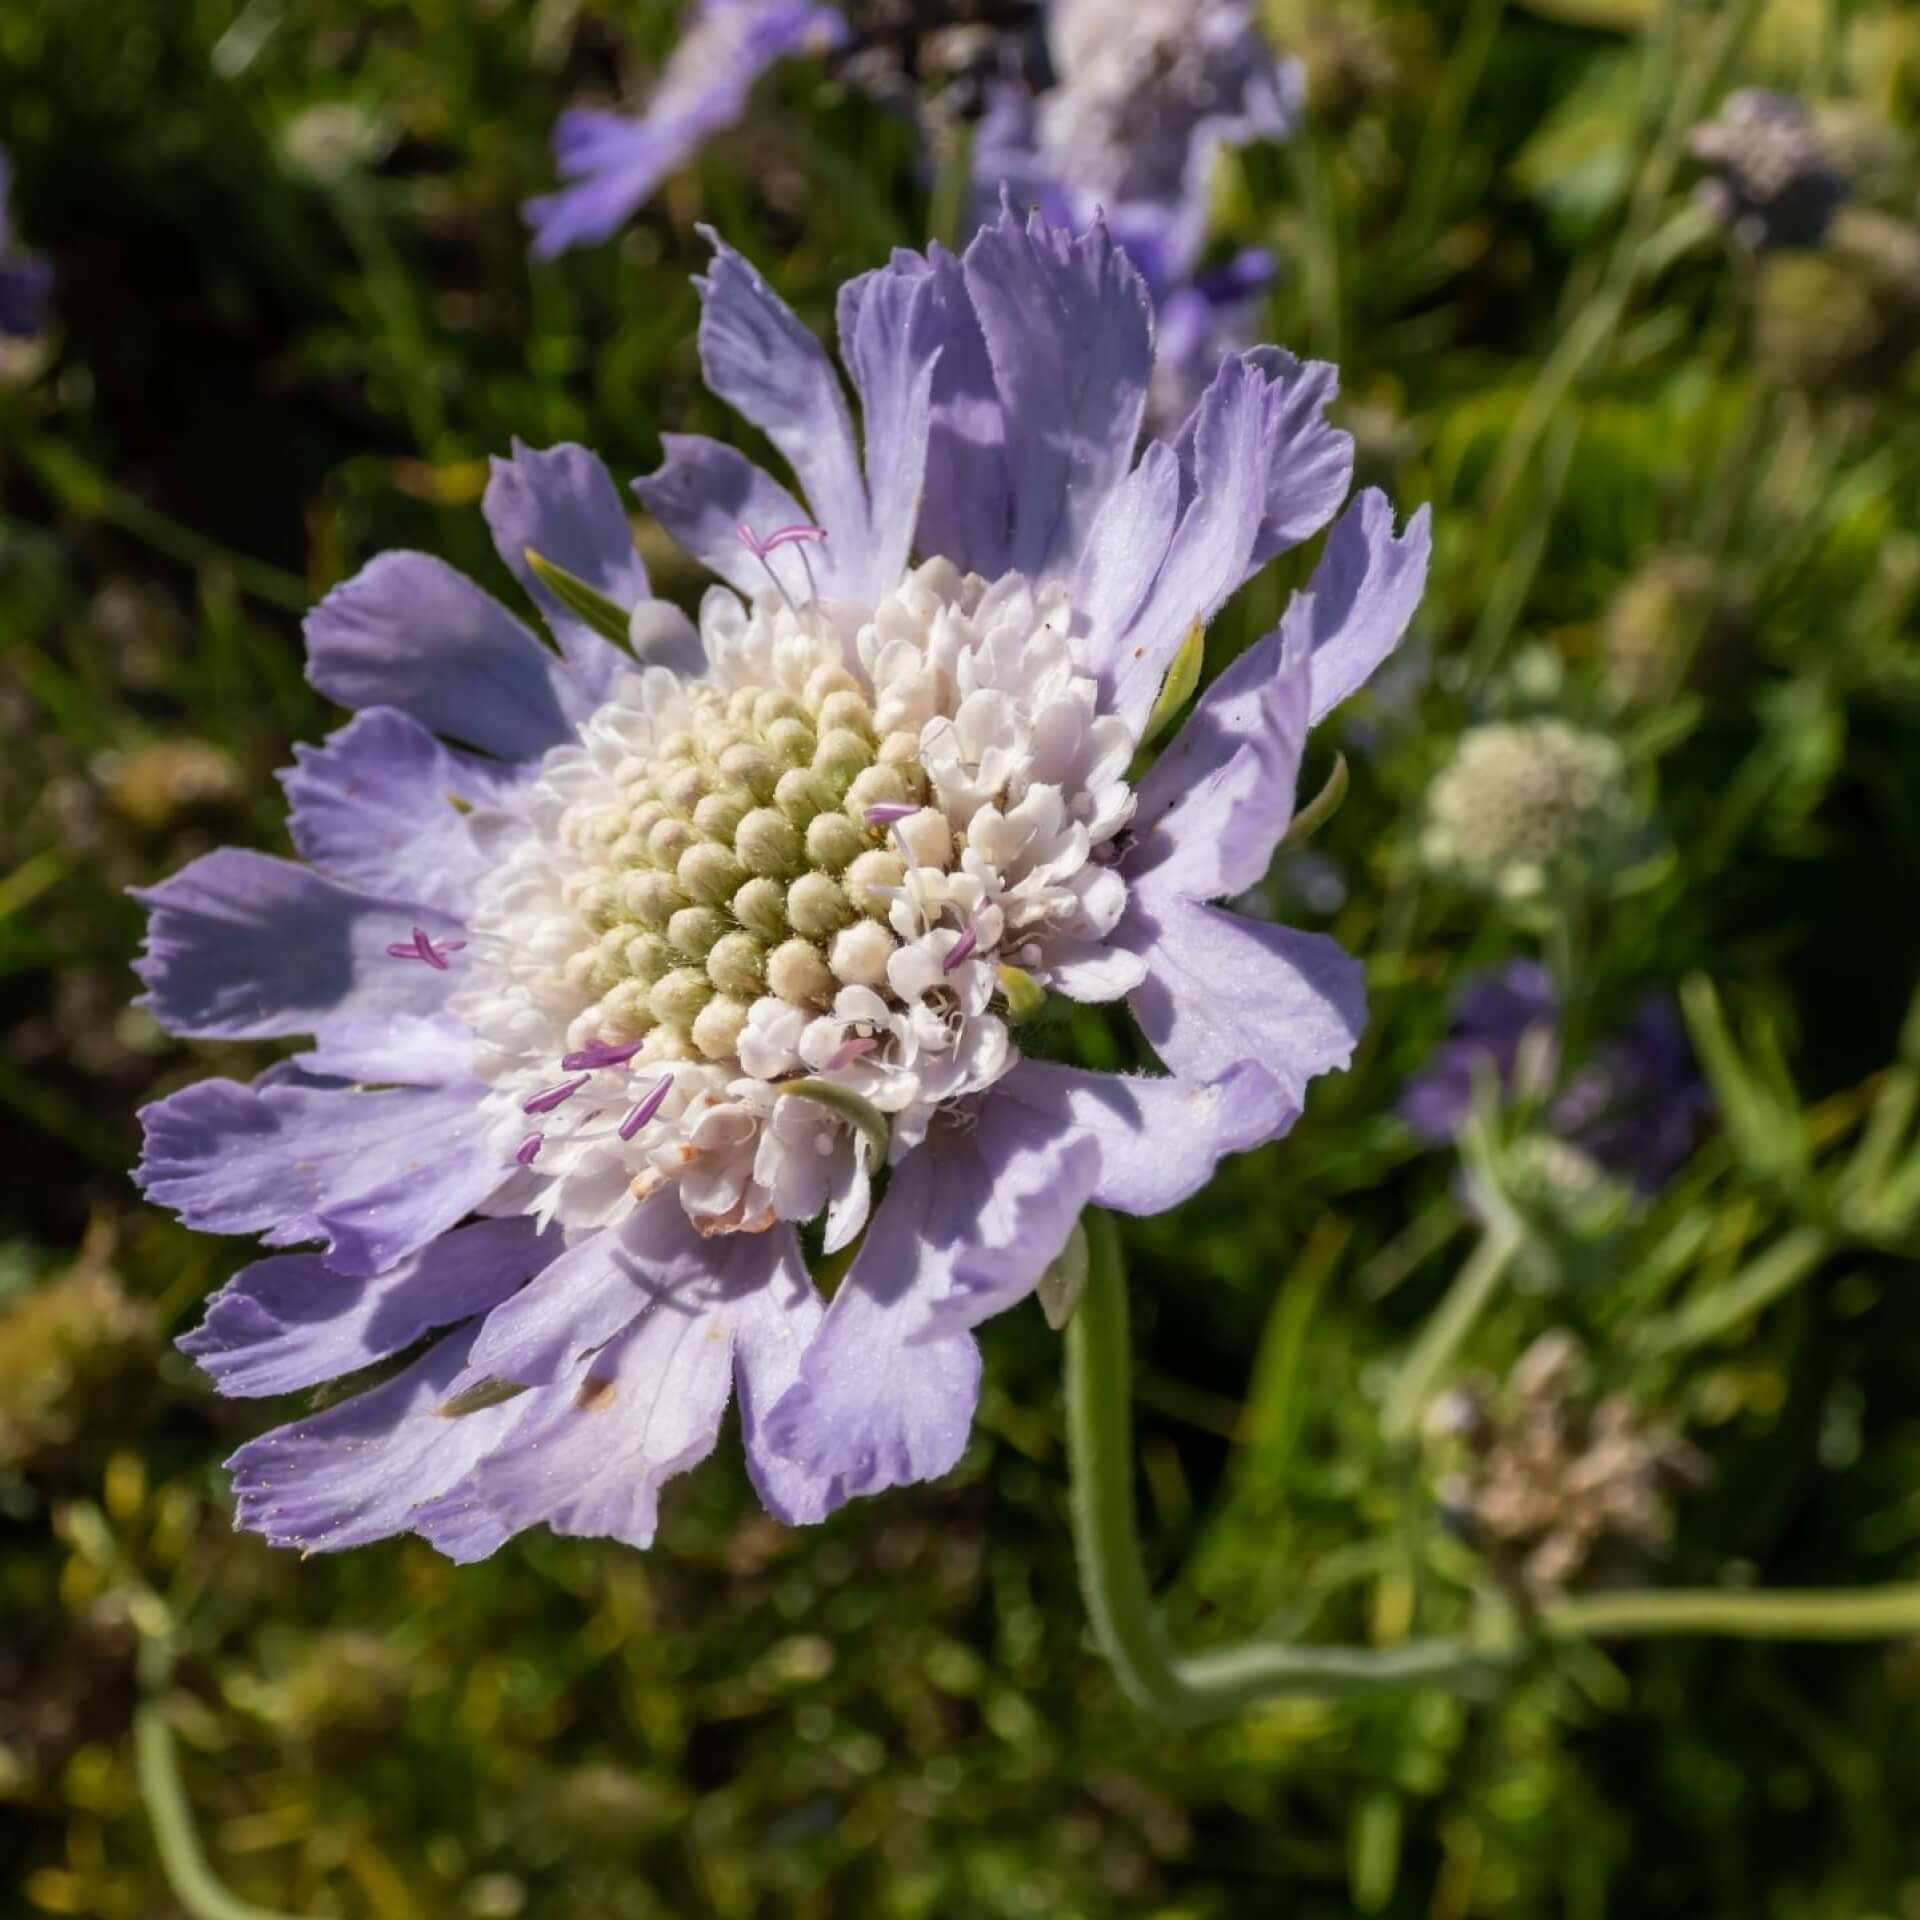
[649,966,713,1027]
[845,848,905,915]
[774,766,836,828]
[735,807,803,878]
[718,741,779,802]
[732,876,789,942]
[830,920,897,987]
[622,932,676,985]
[787,871,853,938]
[667,906,728,960]
[805,811,867,872]
[660,763,709,813]
[813,727,874,793]
[706,931,766,997]
[763,716,817,767]
[619,869,685,930]
[895,807,951,869]
[692,994,751,1061]
[816,688,875,740]
[677,841,748,907]
[767,936,833,1006]
[693,787,753,841]
[598,979,658,1041]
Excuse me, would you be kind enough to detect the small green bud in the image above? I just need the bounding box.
[735,806,804,877]
[649,967,713,1027]
[732,876,790,942]
[667,906,728,960]
[705,930,767,997]
[677,841,748,907]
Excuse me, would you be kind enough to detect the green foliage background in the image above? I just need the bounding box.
[7,0,1920,1913]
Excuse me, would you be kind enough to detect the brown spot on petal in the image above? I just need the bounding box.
[630,1169,668,1203]
[575,1374,618,1413]
[677,1144,699,1164]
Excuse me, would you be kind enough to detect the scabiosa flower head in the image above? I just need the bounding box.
[1399,961,1709,1193]
[1420,719,1632,903]
[0,151,52,340]
[1689,89,1849,252]
[525,1,850,258]
[135,202,1428,1558]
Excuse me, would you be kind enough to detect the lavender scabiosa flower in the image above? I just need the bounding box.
[1399,961,1709,1193]
[136,202,1427,1557]
[0,152,52,340]
[1689,89,1849,252]
[525,1,850,259]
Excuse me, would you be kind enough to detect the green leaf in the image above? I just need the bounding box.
[778,1078,891,1174]
[525,548,633,647]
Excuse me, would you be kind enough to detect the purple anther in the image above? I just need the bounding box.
[825,1034,878,1072]
[522,1073,590,1116]
[561,1038,647,1072]
[943,922,980,972]
[386,926,466,969]
[864,803,918,826]
[618,1075,674,1141]
[513,1132,544,1166]
[759,523,829,552]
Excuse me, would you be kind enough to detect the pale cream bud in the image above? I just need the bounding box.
[813,727,873,793]
[677,841,748,907]
[766,937,834,1006]
[705,930,767,997]
[691,994,751,1061]
[649,967,713,1026]
[830,919,898,987]
[732,876,790,942]
[816,688,875,740]
[773,766,836,828]
[787,871,853,937]
[845,848,905,915]
[805,811,867,872]
[895,806,951,869]
[693,787,752,841]
[619,869,685,930]
[735,806,804,878]
[667,906,728,959]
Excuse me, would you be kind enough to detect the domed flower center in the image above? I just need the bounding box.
[445,555,1137,1246]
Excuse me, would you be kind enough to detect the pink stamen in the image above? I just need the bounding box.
[522,1073,590,1116]
[758,523,829,552]
[864,803,918,826]
[826,1034,878,1072]
[386,926,466,969]
[619,1075,674,1141]
[943,922,980,972]
[513,1132,544,1166]
[561,1038,647,1072]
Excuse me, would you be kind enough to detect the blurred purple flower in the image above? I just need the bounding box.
[1689,90,1848,252]
[0,152,52,339]
[970,0,1303,429]
[525,1,849,259]
[1399,961,1710,1191]
[136,202,1427,1559]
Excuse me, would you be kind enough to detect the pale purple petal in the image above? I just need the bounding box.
[280,708,519,916]
[834,260,940,602]
[305,551,576,760]
[891,243,1012,578]
[694,230,870,553]
[992,1056,1293,1220]
[761,1147,991,1509]
[224,1326,547,1558]
[1298,491,1433,725]
[467,1189,706,1384]
[131,850,466,1041]
[729,1239,831,1525]
[1072,439,1179,653]
[135,1074,502,1278]
[179,1217,560,1399]
[1097,353,1276,734]
[1128,623,1312,906]
[287,1013,470,1088]
[960,198,1153,583]
[1123,895,1366,1096]
[464,1301,736,1551]
[482,440,649,701]
[634,434,819,598]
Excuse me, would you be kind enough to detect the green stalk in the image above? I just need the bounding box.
[1544,1585,1920,1642]
[1065,1213,1506,1727]
[1381,1226,1519,1448]
[135,1702,305,1920]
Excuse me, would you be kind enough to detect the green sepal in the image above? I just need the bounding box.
[1037,1219,1091,1331]
[779,1077,891,1174]
[525,548,633,647]
[1280,753,1349,851]
[996,963,1047,1023]
[437,1377,532,1419]
[1141,622,1206,746]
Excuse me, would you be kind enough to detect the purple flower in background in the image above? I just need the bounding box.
[971,0,1303,427]
[0,152,52,339]
[1399,962,1710,1191]
[525,1,849,258]
[136,201,1427,1559]
[1689,90,1849,252]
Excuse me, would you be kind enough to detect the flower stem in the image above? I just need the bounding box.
[134,1700,305,1920]
[1065,1212,1506,1727]
[1543,1584,1920,1642]
[1381,1224,1519,1448]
